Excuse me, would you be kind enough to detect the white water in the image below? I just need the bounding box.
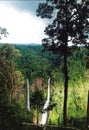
[26,79,30,111]
[39,78,51,125]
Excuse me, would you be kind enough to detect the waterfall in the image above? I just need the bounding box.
[26,79,30,111]
[39,78,51,125]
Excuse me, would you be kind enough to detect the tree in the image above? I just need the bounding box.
[31,86,44,124]
[36,0,89,126]
[0,44,28,129]
[0,27,8,39]
[0,44,21,100]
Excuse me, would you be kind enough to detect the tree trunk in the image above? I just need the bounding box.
[63,49,68,126]
[37,106,39,124]
[63,1,69,125]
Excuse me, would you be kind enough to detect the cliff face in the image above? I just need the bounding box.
[30,78,44,92]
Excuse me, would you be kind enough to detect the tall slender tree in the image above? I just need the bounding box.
[36,0,89,126]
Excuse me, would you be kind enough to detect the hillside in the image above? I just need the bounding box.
[0,43,89,130]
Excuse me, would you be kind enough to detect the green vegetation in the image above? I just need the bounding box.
[36,0,89,126]
[0,0,89,129]
[0,44,33,130]
[0,42,89,130]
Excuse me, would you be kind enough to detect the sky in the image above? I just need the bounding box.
[0,0,47,44]
[0,0,88,44]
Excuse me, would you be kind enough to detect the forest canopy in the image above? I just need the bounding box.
[0,43,89,129]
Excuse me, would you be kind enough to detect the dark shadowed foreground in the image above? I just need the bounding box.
[20,123,78,130]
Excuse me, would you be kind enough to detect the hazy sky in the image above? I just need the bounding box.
[0,0,47,44]
[0,0,88,44]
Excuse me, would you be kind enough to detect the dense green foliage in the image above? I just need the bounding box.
[0,44,33,130]
[15,44,61,82]
[0,43,89,130]
[15,44,89,129]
